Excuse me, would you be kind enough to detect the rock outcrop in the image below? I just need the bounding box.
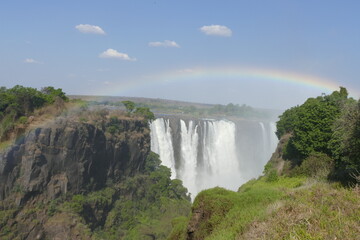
[0,117,149,202]
[0,115,150,239]
[267,133,292,175]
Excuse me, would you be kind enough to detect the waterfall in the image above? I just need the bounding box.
[259,122,268,166]
[179,120,199,195]
[150,117,278,199]
[149,118,176,178]
[199,120,241,193]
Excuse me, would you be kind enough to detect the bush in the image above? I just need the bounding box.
[292,152,334,180]
[67,195,85,214]
[18,116,28,124]
[266,169,279,182]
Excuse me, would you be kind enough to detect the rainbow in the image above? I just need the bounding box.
[96,66,355,96]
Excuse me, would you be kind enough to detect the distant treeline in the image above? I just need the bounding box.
[89,100,269,119]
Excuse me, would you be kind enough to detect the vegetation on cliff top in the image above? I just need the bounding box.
[0,85,68,140]
[87,97,273,120]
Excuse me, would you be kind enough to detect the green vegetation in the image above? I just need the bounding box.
[90,99,271,119]
[170,175,359,239]
[0,85,68,140]
[276,87,359,184]
[5,152,191,240]
[240,182,360,240]
[121,100,135,114]
[169,177,306,239]
[72,152,190,239]
[121,100,155,120]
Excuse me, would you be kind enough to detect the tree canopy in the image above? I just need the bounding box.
[276,87,360,184]
[0,85,68,140]
[121,101,155,120]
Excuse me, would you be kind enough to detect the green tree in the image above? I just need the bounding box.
[0,85,68,140]
[276,106,300,139]
[134,107,155,120]
[329,99,360,183]
[277,88,348,162]
[41,86,68,103]
[122,101,135,114]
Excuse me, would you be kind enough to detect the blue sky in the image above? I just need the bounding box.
[1,0,360,109]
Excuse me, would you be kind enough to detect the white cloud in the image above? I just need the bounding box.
[24,58,42,64]
[148,40,180,48]
[99,49,136,61]
[200,25,232,37]
[75,24,106,35]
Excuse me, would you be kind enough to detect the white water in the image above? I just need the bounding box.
[150,118,176,178]
[150,118,278,199]
[179,120,199,195]
[199,120,242,193]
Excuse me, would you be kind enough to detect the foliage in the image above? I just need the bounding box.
[275,106,300,139]
[277,88,348,159]
[144,151,162,173]
[134,107,155,120]
[41,86,68,103]
[121,100,135,113]
[94,99,272,119]
[329,99,360,183]
[0,85,68,140]
[42,152,191,240]
[66,194,86,214]
[174,177,305,240]
[285,95,341,160]
[172,173,360,240]
[167,216,189,240]
[17,116,28,124]
[291,152,334,180]
[120,100,155,120]
[266,169,279,182]
[105,116,124,134]
[275,87,360,183]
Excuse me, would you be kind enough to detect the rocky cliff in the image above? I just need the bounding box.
[0,112,153,239]
[0,117,149,203]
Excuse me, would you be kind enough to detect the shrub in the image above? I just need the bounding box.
[292,152,334,180]
[18,116,28,124]
[266,169,279,182]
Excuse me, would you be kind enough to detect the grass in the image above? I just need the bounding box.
[171,176,305,240]
[241,182,360,239]
[172,175,360,240]
[0,140,11,150]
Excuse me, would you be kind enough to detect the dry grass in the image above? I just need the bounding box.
[240,182,360,240]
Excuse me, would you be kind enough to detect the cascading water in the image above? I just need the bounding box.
[150,117,278,199]
[199,120,242,193]
[149,118,176,178]
[178,120,199,195]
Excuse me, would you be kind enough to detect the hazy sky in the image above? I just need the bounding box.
[1,0,360,109]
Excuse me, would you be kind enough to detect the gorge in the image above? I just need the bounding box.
[150,117,278,198]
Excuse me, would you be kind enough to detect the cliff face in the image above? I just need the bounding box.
[0,116,151,239]
[0,117,149,202]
